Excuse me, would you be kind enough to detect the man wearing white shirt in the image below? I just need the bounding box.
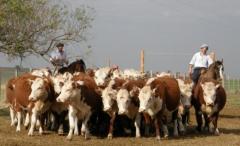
[50,43,69,67]
[188,44,212,84]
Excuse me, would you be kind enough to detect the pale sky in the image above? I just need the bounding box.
[0,0,240,77]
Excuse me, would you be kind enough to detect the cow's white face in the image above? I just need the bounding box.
[29,78,48,101]
[177,79,193,108]
[56,80,84,103]
[138,86,155,112]
[117,89,130,114]
[52,73,72,94]
[201,82,220,106]
[101,87,117,111]
[94,68,111,86]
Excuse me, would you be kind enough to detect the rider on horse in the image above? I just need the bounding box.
[49,43,69,72]
[188,44,214,84]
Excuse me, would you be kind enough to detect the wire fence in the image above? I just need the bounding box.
[0,67,31,102]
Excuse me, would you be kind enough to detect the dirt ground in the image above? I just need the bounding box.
[0,100,240,146]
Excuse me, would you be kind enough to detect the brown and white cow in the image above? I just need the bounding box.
[94,67,116,86]
[28,75,69,135]
[6,74,38,132]
[28,77,55,136]
[192,78,226,135]
[100,78,126,139]
[177,78,194,127]
[56,73,103,140]
[116,79,146,138]
[138,77,181,140]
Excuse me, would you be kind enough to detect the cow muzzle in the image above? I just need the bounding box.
[118,110,127,115]
[139,108,146,113]
[103,106,111,112]
[56,97,63,102]
[29,96,37,101]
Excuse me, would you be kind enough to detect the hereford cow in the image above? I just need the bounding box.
[177,78,194,128]
[138,77,181,140]
[94,67,116,86]
[28,77,55,136]
[193,78,226,135]
[56,73,103,140]
[116,79,146,138]
[29,75,70,135]
[101,78,126,139]
[6,74,38,132]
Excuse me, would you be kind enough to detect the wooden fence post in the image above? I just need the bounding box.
[140,49,144,73]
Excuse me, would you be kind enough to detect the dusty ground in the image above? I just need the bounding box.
[0,95,240,146]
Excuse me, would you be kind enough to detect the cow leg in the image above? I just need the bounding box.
[154,118,161,140]
[177,114,185,134]
[67,106,77,140]
[10,107,17,126]
[134,113,141,138]
[74,116,79,136]
[24,112,30,129]
[203,113,210,132]
[143,113,151,137]
[39,113,47,135]
[173,110,179,137]
[192,97,203,132]
[16,111,22,132]
[212,113,220,135]
[82,112,91,140]
[28,111,38,136]
[108,113,116,139]
[186,110,191,125]
[58,111,68,135]
[39,117,44,135]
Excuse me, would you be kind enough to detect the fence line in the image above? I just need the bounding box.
[0,67,239,101]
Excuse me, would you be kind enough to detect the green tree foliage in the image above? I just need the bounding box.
[0,0,93,60]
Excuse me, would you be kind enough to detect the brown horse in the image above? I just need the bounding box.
[199,60,224,82]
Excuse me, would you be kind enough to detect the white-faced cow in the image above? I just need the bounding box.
[116,79,146,138]
[5,74,53,134]
[177,78,194,128]
[100,78,126,139]
[193,78,226,135]
[56,73,103,140]
[27,77,55,136]
[138,77,181,140]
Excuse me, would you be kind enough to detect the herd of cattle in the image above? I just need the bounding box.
[5,60,226,141]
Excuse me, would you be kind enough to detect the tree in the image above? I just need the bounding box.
[0,0,93,61]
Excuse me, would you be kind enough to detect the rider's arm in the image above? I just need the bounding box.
[188,53,197,77]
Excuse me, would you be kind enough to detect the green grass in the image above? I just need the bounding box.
[226,93,240,107]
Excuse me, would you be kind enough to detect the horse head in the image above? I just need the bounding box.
[208,59,224,81]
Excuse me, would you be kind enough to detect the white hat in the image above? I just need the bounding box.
[200,44,209,49]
